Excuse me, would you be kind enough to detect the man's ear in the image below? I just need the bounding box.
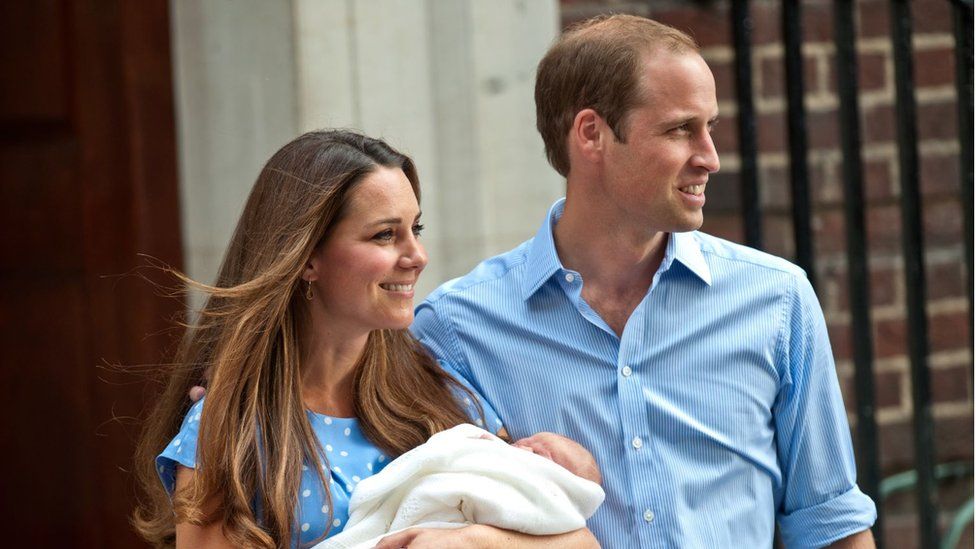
[570,108,608,165]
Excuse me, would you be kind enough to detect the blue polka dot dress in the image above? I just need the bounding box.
[157,363,503,547]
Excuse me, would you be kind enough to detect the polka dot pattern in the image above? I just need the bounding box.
[155,363,505,547]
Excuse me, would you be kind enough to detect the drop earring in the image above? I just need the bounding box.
[305,279,314,301]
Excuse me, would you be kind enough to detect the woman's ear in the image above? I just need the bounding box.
[302,254,319,282]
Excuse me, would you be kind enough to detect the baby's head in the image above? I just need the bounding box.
[513,434,602,485]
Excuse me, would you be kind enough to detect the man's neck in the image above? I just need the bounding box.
[554,197,669,295]
[553,196,669,335]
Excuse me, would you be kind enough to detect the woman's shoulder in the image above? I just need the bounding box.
[155,397,206,494]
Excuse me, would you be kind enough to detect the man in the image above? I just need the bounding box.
[412,14,877,548]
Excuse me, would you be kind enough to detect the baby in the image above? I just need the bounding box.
[316,424,605,549]
[509,432,603,485]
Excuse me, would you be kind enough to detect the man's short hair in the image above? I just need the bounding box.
[535,14,700,177]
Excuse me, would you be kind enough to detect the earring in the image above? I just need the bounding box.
[305,279,314,301]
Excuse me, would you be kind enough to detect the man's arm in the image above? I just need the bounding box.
[774,275,878,547]
[825,529,875,549]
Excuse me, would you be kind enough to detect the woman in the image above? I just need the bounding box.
[132,130,598,548]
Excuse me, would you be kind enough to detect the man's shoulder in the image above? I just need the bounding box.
[692,231,807,280]
[423,238,533,306]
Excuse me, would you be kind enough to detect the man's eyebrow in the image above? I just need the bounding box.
[658,114,720,127]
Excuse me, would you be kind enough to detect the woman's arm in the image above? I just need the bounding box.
[173,466,238,549]
[374,524,600,549]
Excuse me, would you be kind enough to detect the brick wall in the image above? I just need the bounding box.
[558,0,972,546]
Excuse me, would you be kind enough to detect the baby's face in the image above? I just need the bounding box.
[512,434,602,485]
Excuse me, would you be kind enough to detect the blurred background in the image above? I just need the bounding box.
[0,0,971,547]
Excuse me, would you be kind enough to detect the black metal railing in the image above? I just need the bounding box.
[727,1,975,548]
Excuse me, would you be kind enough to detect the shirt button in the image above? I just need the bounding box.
[564,273,575,283]
[643,509,655,523]
[621,366,633,377]
[631,436,643,449]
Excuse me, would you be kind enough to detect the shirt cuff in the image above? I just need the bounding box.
[778,485,877,549]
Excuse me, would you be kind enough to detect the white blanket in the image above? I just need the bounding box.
[314,424,605,549]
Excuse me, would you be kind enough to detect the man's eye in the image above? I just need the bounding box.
[412,223,425,237]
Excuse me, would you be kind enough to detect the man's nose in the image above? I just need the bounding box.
[695,131,720,173]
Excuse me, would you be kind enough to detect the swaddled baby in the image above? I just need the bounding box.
[315,424,605,549]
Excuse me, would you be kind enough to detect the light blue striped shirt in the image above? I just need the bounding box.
[413,198,876,548]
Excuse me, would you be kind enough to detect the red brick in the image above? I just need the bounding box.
[879,415,974,476]
[931,364,972,404]
[914,48,956,88]
[649,6,731,49]
[831,264,900,311]
[861,104,896,144]
[815,208,847,255]
[911,0,954,34]
[917,100,959,141]
[759,56,785,100]
[857,0,891,39]
[701,212,744,244]
[748,1,781,45]
[829,322,853,362]
[876,370,904,409]
[800,1,835,44]
[809,160,839,207]
[870,266,899,308]
[760,164,790,209]
[758,52,822,100]
[834,268,901,311]
[920,151,960,197]
[874,317,907,359]
[757,111,787,152]
[711,112,738,154]
[865,157,896,201]
[923,198,963,246]
[857,51,889,93]
[807,109,840,151]
[708,58,737,102]
[925,260,965,301]
[763,214,794,259]
[866,203,902,253]
[928,309,971,354]
[703,171,740,212]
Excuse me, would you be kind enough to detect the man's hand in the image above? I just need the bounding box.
[512,432,602,485]
[825,529,875,549]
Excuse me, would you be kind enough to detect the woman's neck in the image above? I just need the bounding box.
[300,313,369,418]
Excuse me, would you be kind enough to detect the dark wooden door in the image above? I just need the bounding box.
[0,1,182,546]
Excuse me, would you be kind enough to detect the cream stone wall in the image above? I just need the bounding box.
[171,0,562,299]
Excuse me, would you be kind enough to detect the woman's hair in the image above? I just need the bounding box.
[133,130,482,548]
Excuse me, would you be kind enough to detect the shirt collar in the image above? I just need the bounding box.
[670,231,712,286]
[521,198,567,300]
[520,198,713,300]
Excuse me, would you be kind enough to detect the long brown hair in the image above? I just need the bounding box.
[133,130,482,548]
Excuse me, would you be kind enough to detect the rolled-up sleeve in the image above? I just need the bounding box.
[773,275,877,548]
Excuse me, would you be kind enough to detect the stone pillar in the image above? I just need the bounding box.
[172,0,561,298]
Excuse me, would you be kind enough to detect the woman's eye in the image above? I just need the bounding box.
[373,229,394,241]
[412,223,425,237]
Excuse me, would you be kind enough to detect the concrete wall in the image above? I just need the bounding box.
[171,0,562,299]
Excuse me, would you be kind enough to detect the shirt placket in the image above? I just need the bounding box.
[617,298,664,548]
